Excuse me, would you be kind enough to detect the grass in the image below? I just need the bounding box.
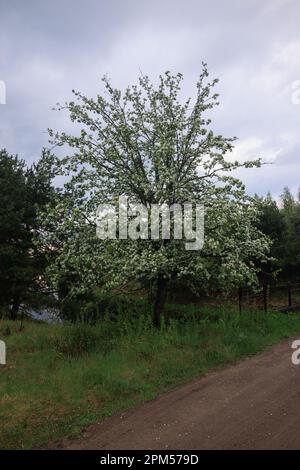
[1,305,300,449]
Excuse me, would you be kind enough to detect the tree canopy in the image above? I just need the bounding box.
[256,188,300,281]
[40,66,270,325]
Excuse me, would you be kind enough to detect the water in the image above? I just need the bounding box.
[26,308,62,324]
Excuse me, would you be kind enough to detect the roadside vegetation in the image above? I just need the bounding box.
[1,306,300,449]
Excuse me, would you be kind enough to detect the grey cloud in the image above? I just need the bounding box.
[0,0,299,193]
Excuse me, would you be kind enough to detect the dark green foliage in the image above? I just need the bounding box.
[255,188,300,281]
[0,149,55,317]
[280,187,300,279]
[57,280,151,323]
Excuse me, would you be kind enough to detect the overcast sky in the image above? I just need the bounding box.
[0,0,299,198]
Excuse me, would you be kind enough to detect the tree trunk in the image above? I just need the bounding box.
[10,295,20,320]
[153,276,167,328]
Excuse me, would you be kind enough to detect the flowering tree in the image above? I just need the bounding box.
[42,65,270,325]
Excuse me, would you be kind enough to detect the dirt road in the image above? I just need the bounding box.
[60,336,300,450]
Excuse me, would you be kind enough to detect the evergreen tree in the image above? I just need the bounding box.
[0,149,55,318]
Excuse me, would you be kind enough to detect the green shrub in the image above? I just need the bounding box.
[1,325,12,337]
[53,323,98,357]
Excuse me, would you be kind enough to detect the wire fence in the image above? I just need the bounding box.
[237,282,300,313]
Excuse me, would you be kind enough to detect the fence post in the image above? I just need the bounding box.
[288,282,292,307]
[238,287,243,314]
[263,285,268,313]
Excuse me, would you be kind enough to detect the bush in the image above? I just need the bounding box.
[0,324,12,337]
[53,323,98,357]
